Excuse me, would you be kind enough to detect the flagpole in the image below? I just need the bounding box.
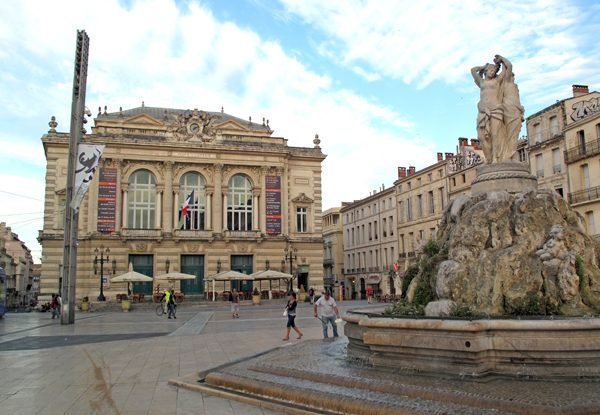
[61,30,89,325]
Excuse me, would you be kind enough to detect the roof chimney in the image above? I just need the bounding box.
[437,152,443,161]
[408,166,416,176]
[445,152,454,160]
[398,167,407,178]
[470,139,480,149]
[572,84,589,97]
[458,137,469,148]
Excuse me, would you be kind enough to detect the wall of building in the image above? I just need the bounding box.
[39,107,326,300]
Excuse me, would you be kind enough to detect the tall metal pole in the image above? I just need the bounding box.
[61,30,89,325]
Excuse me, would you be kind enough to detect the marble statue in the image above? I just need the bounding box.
[471,55,524,163]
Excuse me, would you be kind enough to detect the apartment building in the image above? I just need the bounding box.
[322,207,344,295]
[562,86,600,239]
[341,186,397,300]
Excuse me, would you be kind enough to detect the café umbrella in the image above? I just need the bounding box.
[154,272,197,282]
[205,270,251,301]
[250,269,293,295]
[110,263,153,296]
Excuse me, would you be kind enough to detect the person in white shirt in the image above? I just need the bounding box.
[313,291,340,338]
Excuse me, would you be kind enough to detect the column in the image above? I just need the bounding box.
[121,185,128,228]
[163,161,173,232]
[213,164,223,233]
[253,190,260,231]
[172,185,180,230]
[222,193,228,231]
[206,191,212,229]
[260,167,268,233]
[155,188,162,228]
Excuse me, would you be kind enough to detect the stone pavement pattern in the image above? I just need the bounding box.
[0,300,336,415]
[2,301,599,414]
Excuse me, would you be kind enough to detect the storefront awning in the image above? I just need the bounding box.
[366,275,381,284]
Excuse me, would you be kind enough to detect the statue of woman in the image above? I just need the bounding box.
[471,55,523,164]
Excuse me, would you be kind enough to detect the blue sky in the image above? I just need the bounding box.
[1,0,599,262]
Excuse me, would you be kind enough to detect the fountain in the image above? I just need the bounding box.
[170,55,600,414]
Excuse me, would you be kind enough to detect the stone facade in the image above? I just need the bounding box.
[39,106,326,300]
[322,207,343,296]
[341,186,397,300]
[562,88,600,240]
[0,222,35,307]
[525,94,569,198]
[395,160,448,273]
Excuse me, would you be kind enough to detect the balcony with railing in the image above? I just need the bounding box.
[564,138,600,164]
[553,164,562,174]
[120,228,162,239]
[568,185,600,205]
[173,229,214,239]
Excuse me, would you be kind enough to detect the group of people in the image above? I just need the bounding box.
[160,288,177,319]
[283,289,341,340]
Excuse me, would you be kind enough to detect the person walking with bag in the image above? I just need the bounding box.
[282,292,303,341]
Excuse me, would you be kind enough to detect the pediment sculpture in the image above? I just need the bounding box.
[168,108,217,142]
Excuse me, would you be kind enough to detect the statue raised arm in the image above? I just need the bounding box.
[472,54,523,164]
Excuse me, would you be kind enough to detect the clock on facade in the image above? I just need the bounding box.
[188,122,200,134]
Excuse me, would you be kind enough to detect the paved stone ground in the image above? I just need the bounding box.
[2,300,598,414]
[0,299,364,415]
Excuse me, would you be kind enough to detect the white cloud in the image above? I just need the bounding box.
[278,0,600,103]
[1,0,433,260]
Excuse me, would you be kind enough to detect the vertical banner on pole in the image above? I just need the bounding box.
[61,29,90,325]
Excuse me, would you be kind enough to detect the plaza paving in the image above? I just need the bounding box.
[0,299,366,415]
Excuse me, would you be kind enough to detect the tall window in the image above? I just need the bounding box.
[535,154,544,178]
[533,123,541,143]
[296,207,308,232]
[179,172,206,230]
[552,148,561,174]
[128,170,156,229]
[428,191,435,214]
[227,174,253,231]
[406,198,413,221]
[577,130,586,155]
[549,116,559,136]
[586,211,597,236]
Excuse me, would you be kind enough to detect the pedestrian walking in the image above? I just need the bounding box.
[314,290,340,338]
[167,288,177,319]
[51,293,61,319]
[229,289,240,318]
[282,292,303,341]
[366,286,373,303]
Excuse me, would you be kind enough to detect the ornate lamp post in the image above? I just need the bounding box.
[283,242,297,292]
[93,246,115,301]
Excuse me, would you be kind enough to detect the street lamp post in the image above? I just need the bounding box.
[94,246,114,301]
[283,242,297,292]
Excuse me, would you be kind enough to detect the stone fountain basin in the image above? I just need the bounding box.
[345,310,600,379]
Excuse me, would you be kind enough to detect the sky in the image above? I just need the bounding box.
[1,0,599,263]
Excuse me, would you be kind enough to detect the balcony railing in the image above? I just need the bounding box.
[120,228,162,238]
[223,230,262,238]
[568,185,600,205]
[536,170,545,178]
[553,164,562,174]
[564,138,600,164]
[173,229,213,239]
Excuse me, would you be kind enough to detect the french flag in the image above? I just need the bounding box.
[181,190,194,217]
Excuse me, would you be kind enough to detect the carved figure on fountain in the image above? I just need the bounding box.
[415,189,600,316]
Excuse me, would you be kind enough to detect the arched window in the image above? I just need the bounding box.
[179,172,206,230]
[227,174,253,231]
[128,169,156,229]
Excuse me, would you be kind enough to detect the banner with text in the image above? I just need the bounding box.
[97,167,117,233]
[265,175,281,235]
